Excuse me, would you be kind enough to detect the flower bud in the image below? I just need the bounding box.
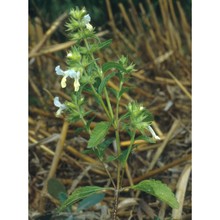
[66,48,81,62]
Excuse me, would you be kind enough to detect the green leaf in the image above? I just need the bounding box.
[77,193,105,212]
[47,178,67,201]
[98,72,116,94]
[58,192,68,204]
[48,178,70,212]
[97,138,114,160]
[83,138,114,160]
[118,148,130,166]
[98,39,112,50]
[58,186,111,212]
[144,109,154,123]
[136,135,156,144]
[108,87,118,97]
[82,148,101,159]
[119,112,130,121]
[105,155,117,162]
[118,87,130,98]
[85,115,96,133]
[87,122,111,148]
[130,180,179,209]
[102,62,126,73]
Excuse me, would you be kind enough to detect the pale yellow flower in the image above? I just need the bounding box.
[55,65,81,91]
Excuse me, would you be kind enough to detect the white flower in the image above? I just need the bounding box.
[55,65,80,91]
[147,125,161,140]
[82,14,91,24]
[82,14,93,31]
[54,96,66,117]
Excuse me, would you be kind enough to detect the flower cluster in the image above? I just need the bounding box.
[54,10,95,95]
[66,8,94,35]
[53,9,96,118]
[127,102,160,140]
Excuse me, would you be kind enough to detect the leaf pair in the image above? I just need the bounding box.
[58,179,179,212]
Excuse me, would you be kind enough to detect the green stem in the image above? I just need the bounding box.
[114,80,123,153]
[112,80,125,219]
[89,82,112,120]
[83,36,114,121]
[119,131,136,189]
[112,107,121,218]
[81,29,126,219]
[104,87,114,119]
[79,111,91,135]
[125,131,136,164]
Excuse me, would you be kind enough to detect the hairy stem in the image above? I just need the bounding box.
[83,30,126,219]
[89,83,112,119]
[120,131,136,188]
[124,131,136,165]
[113,189,119,220]
[112,83,123,219]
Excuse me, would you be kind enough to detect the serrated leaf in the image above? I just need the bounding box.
[87,122,111,148]
[130,180,179,209]
[58,186,111,212]
[98,72,116,94]
[102,62,126,73]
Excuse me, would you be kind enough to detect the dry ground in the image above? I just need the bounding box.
[29,1,191,219]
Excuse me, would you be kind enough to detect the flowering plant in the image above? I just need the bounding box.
[53,7,179,219]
